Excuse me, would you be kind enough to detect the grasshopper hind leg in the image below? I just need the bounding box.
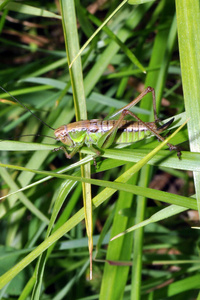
[122,109,182,159]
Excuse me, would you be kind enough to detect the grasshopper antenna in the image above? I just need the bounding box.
[0,134,57,142]
[19,134,57,140]
[0,86,55,131]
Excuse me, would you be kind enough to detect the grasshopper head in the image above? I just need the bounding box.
[54,126,74,147]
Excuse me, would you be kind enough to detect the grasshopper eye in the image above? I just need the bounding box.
[54,126,74,146]
[60,135,74,146]
[55,134,74,147]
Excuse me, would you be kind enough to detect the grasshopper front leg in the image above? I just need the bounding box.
[53,143,84,159]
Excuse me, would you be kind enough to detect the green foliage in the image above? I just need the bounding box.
[0,0,200,299]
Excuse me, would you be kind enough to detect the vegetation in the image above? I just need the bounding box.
[0,0,200,299]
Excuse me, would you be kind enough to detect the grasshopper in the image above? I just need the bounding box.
[53,86,181,159]
[0,86,181,159]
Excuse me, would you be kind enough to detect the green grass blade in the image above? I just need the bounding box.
[59,0,93,280]
[112,205,188,240]
[0,1,61,19]
[175,1,200,214]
